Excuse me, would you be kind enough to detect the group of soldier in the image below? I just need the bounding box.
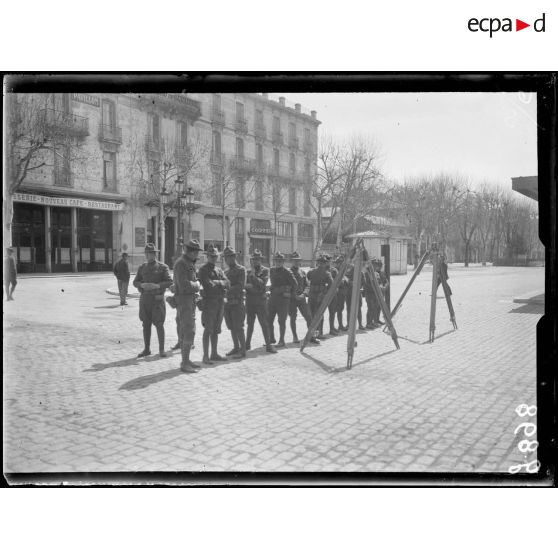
[131,240,389,373]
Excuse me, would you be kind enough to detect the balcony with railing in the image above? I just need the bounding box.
[272,130,284,145]
[145,133,162,154]
[230,156,256,174]
[210,151,226,169]
[288,136,299,150]
[102,176,117,192]
[235,117,248,135]
[254,123,266,140]
[41,108,89,138]
[139,94,202,121]
[212,107,225,126]
[98,123,122,144]
[53,167,73,188]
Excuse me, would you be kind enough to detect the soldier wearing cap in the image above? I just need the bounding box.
[324,254,340,336]
[268,251,298,347]
[133,243,173,358]
[288,251,318,344]
[245,248,277,353]
[345,263,365,330]
[198,244,228,364]
[223,246,247,359]
[307,253,333,340]
[173,239,202,372]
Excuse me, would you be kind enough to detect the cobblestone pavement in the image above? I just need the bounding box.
[3,265,543,474]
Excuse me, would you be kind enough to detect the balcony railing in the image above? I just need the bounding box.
[103,177,117,192]
[210,151,225,168]
[230,156,256,174]
[289,137,299,150]
[140,94,202,121]
[145,133,162,153]
[98,123,122,144]
[41,108,89,138]
[174,145,191,166]
[235,117,248,134]
[255,123,266,140]
[53,167,73,187]
[212,108,225,126]
[272,130,284,145]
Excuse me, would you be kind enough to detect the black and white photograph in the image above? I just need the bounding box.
[2,74,553,484]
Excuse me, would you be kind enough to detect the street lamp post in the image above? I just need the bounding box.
[184,186,198,242]
[159,185,169,264]
[174,175,185,257]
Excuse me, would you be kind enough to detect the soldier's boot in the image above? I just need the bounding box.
[210,334,226,361]
[290,317,299,343]
[171,341,181,351]
[155,324,167,357]
[246,320,254,351]
[180,345,198,373]
[329,313,339,335]
[226,333,239,356]
[202,331,212,364]
[137,325,152,357]
[273,320,285,347]
[232,330,246,359]
[337,311,347,331]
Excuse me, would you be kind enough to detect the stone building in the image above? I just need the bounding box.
[8,92,320,272]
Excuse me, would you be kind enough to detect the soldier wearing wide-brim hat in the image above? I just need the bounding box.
[370,256,389,327]
[268,251,298,347]
[133,243,173,358]
[324,254,341,336]
[172,238,202,372]
[333,254,349,332]
[198,243,228,364]
[307,253,333,340]
[288,251,318,345]
[223,246,247,358]
[245,248,276,353]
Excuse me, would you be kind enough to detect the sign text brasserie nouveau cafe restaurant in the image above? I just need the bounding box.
[11,192,125,273]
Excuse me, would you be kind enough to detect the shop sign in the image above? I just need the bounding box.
[14,192,124,211]
[71,93,100,107]
[250,219,273,235]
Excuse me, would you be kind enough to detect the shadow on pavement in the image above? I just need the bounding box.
[93,304,123,309]
[119,368,185,390]
[84,353,162,372]
[420,329,456,345]
[509,304,544,315]
[301,347,399,374]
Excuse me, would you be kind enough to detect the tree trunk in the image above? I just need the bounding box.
[3,193,14,251]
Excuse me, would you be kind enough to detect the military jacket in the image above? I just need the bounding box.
[307,267,333,294]
[198,262,228,299]
[172,255,199,296]
[269,266,298,295]
[225,264,246,304]
[246,265,269,301]
[290,267,309,296]
[133,260,172,295]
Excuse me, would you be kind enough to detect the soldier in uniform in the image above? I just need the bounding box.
[334,255,349,331]
[363,257,378,329]
[173,239,202,372]
[288,251,319,344]
[198,244,228,364]
[371,257,389,326]
[133,243,173,358]
[345,263,365,330]
[245,249,277,353]
[268,252,298,347]
[307,253,333,340]
[326,254,340,336]
[223,246,247,359]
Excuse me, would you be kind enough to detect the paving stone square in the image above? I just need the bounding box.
[3,264,543,474]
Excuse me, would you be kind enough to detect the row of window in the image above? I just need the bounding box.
[213,94,314,148]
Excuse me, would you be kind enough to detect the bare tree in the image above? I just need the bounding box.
[4,93,88,250]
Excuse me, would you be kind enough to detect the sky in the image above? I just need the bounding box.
[281,92,538,189]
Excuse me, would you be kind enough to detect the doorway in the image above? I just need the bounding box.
[12,203,47,273]
[250,238,271,266]
[51,207,72,272]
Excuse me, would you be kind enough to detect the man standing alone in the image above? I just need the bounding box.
[113,252,130,306]
[133,243,173,357]
[173,239,202,373]
[4,247,17,301]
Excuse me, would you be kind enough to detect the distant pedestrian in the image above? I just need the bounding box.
[133,243,173,358]
[113,252,130,305]
[4,247,17,301]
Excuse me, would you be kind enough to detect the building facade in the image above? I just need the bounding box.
[8,92,320,272]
